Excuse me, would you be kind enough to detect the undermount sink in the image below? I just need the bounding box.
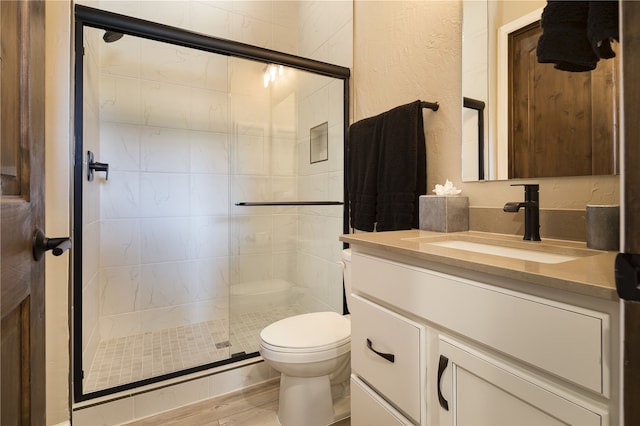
[426,240,578,264]
[402,235,599,264]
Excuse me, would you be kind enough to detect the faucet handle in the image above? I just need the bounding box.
[510,183,539,189]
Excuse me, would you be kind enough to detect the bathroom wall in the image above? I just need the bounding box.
[45,1,73,423]
[82,26,103,377]
[296,74,347,313]
[296,1,353,313]
[353,0,619,230]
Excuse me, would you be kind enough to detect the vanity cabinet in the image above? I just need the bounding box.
[349,250,618,426]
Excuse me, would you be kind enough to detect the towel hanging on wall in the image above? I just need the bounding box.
[347,100,430,232]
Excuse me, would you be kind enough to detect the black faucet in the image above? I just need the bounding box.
[503,184,541,241]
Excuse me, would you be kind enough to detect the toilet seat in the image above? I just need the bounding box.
[259,312,350,362]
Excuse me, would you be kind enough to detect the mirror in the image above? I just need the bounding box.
[462,1,619,181]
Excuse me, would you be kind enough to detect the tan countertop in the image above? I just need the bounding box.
[340,230,619,301]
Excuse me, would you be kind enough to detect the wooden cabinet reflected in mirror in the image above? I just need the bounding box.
[508,21,618,179]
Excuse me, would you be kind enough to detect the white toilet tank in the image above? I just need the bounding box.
[342,249,353,312]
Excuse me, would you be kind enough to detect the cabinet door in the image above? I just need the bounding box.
[351,375,413,426]
[437,338,606,426]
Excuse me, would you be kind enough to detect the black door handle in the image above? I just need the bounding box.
[87,150,109,181]
[32,228,72,261]
[437,354,449,411]
[366,338,395,363]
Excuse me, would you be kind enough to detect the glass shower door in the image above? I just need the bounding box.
[80,26,234,395]
[227,59,346,355]
[74,6,349,401]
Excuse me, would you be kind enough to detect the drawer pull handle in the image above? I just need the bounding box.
[437,355,449,411]
[366,338,395,363]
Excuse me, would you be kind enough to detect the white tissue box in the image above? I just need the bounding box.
[419,195,469,232]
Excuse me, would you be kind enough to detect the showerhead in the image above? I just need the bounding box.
[103,31,124,43]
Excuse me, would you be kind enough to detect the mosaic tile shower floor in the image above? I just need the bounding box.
[84,306,302,393]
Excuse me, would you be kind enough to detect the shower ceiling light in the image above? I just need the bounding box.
[263,64,284,88]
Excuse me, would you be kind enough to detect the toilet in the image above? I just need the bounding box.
[259,249,352,426]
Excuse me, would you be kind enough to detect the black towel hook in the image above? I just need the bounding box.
[420,100,439,111]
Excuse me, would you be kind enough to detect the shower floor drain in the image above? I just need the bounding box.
[215,340,231,349]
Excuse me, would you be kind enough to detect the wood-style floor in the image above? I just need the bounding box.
[122,378,351,426]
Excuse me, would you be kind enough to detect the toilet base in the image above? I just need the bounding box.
[277,373,334,426]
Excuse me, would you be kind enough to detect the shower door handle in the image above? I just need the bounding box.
[87,150,109,181]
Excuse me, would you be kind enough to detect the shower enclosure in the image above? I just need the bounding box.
[73,5,349,401]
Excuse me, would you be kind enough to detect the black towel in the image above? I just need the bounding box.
[348,115,380,232]
[588,1,619,59]
[537,1,597,72]
[537,0,619,72]
[376,101,426,231]
[348,100,426,232]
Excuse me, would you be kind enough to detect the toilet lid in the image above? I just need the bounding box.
[260,312,350,350]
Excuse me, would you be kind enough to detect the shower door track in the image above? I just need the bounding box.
[73,4,350,403]
[74,5,349,78]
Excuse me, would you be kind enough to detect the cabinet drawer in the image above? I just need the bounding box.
[350,294,425,423]
[352,252,609,395]
[351,375,413,426]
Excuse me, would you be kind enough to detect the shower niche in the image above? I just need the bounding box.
[73,5,350,401]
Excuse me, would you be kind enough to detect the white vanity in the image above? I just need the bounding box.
[341,230,620,426]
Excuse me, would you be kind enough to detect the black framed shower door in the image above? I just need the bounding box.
[73,4,350,402]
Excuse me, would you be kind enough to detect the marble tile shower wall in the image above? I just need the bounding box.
[82,29,102,369]
[97,36,233,341]
[296,77,346,314]
[88,0,307,342]
[229,86,299,291]
[296,1,352,314]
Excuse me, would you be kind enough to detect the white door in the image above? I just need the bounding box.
[437,338,605,426]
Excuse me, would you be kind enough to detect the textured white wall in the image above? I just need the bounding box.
[45,2,72,423]
[354,0,463,197]
[353,0,619,211]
